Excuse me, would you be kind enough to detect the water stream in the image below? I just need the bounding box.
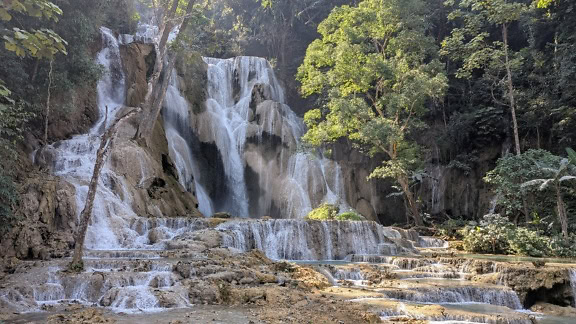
[182,56,350,218]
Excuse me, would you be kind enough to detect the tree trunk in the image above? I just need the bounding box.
[44,59,54,144]
[555,185,569,238]
[502,23,521,156]
[136,0,196,142]
[134,0,181,141]
[398,175,423,226]
[68,107,141,272]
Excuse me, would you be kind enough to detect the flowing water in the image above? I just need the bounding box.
[217,219,423,260]
[179,56,350,218]
[41,27,140,250]
[12,26,576,322]
[163,70,215,216]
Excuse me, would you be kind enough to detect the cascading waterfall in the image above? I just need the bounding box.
[217,219,419,260]
[177,56,350,218]
[45,27,140,250]
[163,69,214,216]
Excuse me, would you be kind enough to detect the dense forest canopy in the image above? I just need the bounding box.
[1,0,576,256]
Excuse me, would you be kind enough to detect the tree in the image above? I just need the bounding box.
[135,0,197,143]
[484,149,561,223]
[68,107,140,272]
[1,0,67,145]
[0,83,31,235]
[522,156,576,238]
[442,0,528,155]
[297,0,447,226]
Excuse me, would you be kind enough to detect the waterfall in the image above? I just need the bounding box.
[46,27,142,250]
[176,56,350,218]
[163,70,214,216]
[217,219,421,260]
[378,287,523,310]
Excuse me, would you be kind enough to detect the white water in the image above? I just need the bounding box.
[163,70,214,216]
[217,219,421,260]
[46,27,140,250]
[182,56,349,218]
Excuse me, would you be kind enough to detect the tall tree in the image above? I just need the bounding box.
[442,0,528,155]
[68,107,140,271]
[135,0,197,143]
[297,0,447,226]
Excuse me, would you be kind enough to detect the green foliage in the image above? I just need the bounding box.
[306,204,339,220]
[1,0,68,59]
[462,213,567,257]
[0,85,34,161]
[462,214,514,254]
[335,211,364,221]
[297,0,446,224]
[548,234,576,257]
[306,204,365,221]
[442,0,527,78]
[484,149,561,219]
[508,227,550,257]
[0,169,20,236]
[0,84,25,236]
[437,218,467,240]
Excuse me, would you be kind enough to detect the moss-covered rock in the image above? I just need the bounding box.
[176,51,208,114]
[306,204,339,220]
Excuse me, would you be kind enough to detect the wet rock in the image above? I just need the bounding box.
[212,212,232,219]
[47,308,115,324]
[191,229,221,248]
[187,280,221,304]
[291,266,330,290]
[530,302,576,317]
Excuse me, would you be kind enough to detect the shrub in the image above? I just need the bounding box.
[462,214,513,254]
[548,234,576,258]
[336,211,364,221]
[437,219,467,240]
[0,169,19,236]
[462,214,557,257]
[306,205,365,221]
[508,228,550,257]
[306,204,339,220]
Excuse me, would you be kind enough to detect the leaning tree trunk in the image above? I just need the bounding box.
[135,0,196,143]
[68,107,141,272]
[555,185,569,238]
[398,175,423,226]
[502,23,521,156]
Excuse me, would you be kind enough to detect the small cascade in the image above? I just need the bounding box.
[332,268,365,281]
[419,236,450,248]
[217,219,421,260]
[317,268,338,286]
[19,260,189,313]
[379,286,523,309]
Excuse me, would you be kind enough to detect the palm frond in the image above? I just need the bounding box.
[521,179,547,189]
[558,158,569,173]
[566,147,576,164]
[539,179,554,191]
[559,175,576,183]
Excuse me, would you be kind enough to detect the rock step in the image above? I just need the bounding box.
[83,250,165,259]
[376,284,523,309]
[84,259,176,272]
